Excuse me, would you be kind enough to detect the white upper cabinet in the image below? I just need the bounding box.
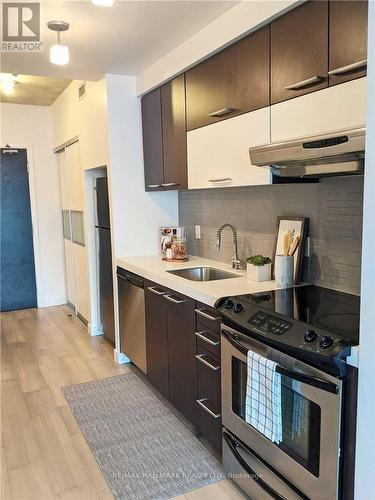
[271,77,367,142]
[187,107,271,190]
[66,141,84,211]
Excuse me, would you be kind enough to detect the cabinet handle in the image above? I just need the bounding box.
[208,107,234,117]
[195,308,221,322]
[161,182,180,187]
[195,331,221,346]
[164,294,187,304]
[196,354,221,371]
[208,177,232,183]
[285,75,324,90]
[147,184,162,188]
[196,399,221,419]
[147,286,166,295]
[328,59,367,76]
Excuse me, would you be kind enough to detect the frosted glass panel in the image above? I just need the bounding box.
[71,210,85,246]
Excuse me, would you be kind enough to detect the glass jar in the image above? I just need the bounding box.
[172,238,187,260]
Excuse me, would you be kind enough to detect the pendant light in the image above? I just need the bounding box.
[92,0,114,6]
[48,20,70,66]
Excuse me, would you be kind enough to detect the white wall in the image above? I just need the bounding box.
[105,73,179,357]
[105,74,178,257]
[51,79,109,169]
[1,103,66,307]
[51,78,110,327]
[136,0,297,95]
[355,1,375,497]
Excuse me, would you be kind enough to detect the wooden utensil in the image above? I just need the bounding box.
[283,233,289,256]
[288,235,300,256]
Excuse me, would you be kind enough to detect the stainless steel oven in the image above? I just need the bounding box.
[221,324,343,500]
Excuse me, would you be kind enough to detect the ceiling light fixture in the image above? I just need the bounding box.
[92,0,114,6]
[0,74,18,95]
[47,20,70,66]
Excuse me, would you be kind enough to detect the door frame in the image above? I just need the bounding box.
[1,144,43,307]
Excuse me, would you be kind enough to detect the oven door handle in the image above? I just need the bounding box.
[223,431,286,500]
[222,329,339,395]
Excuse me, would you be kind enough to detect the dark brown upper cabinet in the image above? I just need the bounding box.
[271,1,329,105]
[161,75,188,190]
[141,88,164,191]
[141,74,187,192]
[329,0,368,87]
[185,26,270,131]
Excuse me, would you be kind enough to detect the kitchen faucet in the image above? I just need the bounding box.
[216,223,241,270]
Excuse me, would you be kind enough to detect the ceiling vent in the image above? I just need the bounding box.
[78,82,86,100]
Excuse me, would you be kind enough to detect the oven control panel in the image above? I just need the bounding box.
[248,312,292,335]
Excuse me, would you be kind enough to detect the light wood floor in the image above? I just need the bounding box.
[1,305,245,500]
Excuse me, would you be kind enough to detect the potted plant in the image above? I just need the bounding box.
[246,255,272,282]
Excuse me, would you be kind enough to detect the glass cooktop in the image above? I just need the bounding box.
[239,285,360,344]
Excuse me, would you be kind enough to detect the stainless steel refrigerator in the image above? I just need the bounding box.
[95,177,115,344]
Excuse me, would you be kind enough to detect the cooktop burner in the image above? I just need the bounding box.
[239,285,360,344]
[215,285,360,376]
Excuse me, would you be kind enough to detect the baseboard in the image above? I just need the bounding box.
[38,296,66,308]
[77,311,88,326]
[114,349,131,365]
[88,323,103,336]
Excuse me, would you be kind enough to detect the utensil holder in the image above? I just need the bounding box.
[275,255,294,288]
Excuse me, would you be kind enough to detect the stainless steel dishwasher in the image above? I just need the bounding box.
[117,267,147,373]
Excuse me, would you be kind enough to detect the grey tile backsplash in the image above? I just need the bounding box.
[179,176,363,295]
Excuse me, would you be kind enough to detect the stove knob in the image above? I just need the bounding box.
[304,329,317,343]
[234,303,244,313]
[224,299,235,309]
[319,336,334,349]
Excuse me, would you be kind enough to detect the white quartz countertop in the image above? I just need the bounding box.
[116,255,283,307]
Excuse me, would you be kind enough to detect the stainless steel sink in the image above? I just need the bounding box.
[167,266,241,282]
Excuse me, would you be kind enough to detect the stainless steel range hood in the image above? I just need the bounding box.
[249,127,365,178]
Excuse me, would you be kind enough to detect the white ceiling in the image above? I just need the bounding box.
[2,0,239,81]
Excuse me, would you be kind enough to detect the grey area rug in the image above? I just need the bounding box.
[62,372,224,500]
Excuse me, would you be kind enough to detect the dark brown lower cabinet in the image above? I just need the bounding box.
[145,284,223,452]
[145,282,198,427]
[144,281,169,399]
[166,292,197,427]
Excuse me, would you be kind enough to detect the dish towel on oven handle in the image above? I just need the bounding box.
[245,349,282,444]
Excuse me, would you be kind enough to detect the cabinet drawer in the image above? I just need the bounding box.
[197,399,222,454]
[197,346,221,406]
[195,302,222,333]
[196,322,221,358]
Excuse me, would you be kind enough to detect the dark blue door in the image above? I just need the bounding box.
[1,149,37,311]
